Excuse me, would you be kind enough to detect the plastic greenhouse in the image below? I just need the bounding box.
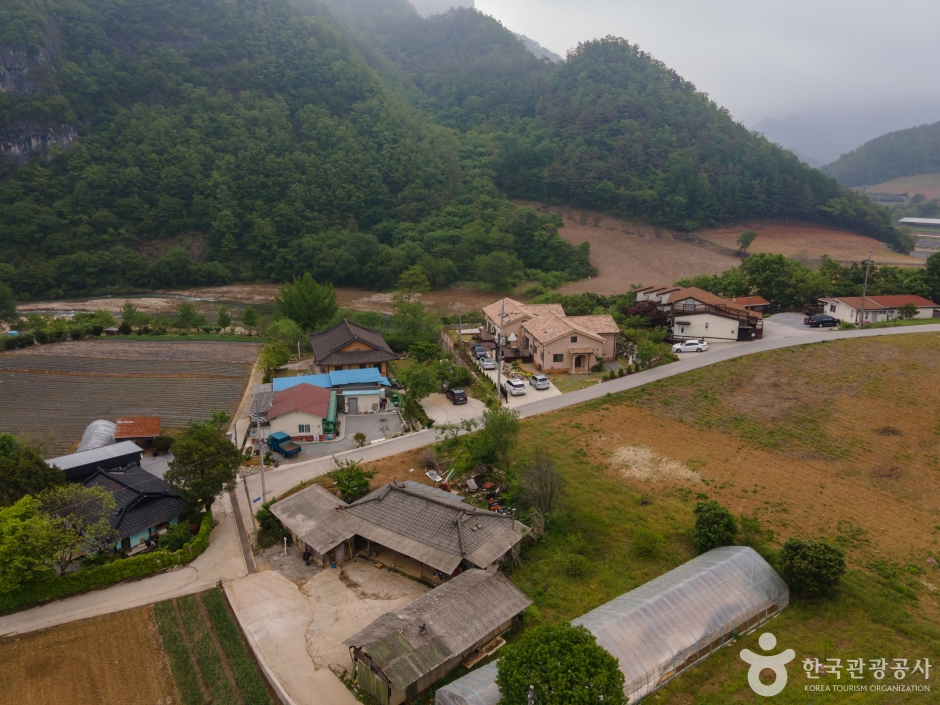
[76,419,116,452]
[434,546,788,705]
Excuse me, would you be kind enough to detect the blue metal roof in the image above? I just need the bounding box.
[273,369,390,392]
[343,389,383,395]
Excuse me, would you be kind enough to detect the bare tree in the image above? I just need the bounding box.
[522,447,566,516]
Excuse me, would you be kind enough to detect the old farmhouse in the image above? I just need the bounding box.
[270,480,528,580]
[819,295,939,325]
[308,319,398,375]
[345,569,531,705]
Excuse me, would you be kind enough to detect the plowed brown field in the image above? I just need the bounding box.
[0,606,177,705]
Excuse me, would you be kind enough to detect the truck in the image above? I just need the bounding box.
[267,431,302,458]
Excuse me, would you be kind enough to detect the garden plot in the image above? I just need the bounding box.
[0,340,258,455]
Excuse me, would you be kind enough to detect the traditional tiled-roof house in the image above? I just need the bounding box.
[308,319,398,375]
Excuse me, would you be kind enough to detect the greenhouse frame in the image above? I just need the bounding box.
[434,546,788,705]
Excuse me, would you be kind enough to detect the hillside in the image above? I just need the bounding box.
[823,119,940,186]
[0,0,915,301]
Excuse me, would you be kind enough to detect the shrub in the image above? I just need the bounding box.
[159,522,193,551]
[353,432,367,447]
[631,527,665,558]
[118,321,132,335]
[778,538,846,597]
[565,553,590,577]
[256,500,291,549]
[152,435,175,453]
[35,330,50,344]
[691,500,738,554]
[91,325,104,336]
[618,367,626,377]
[838,321,856,330]
[330,459,376,502]
[69,328,84,340]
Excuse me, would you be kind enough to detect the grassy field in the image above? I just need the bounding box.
[0,339,259,454]
[862,173,940,201]
[361,334,940,703]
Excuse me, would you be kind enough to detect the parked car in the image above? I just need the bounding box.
[445,387,468,404]
[387,377,403,390]
[480,357,497,370]
[804,314,839,328]
[267,431,301,458]
[473,347,489,359]
[671,340,708,353]
[529,374,550,390]
[503,379,527,396]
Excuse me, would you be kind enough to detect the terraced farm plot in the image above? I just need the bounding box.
[0,340,259,455]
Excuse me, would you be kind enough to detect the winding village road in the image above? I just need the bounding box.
[3,320,940,704]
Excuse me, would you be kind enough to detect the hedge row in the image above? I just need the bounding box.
[0,512,214,615]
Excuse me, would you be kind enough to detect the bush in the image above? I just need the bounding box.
[151,435,175,453]
[256,500,291,549]
[691,500,738,554]
[330,460,376,502]
[91,325,104,336]
[618,367,626,377]
[0,511,214,615]
[838,321,856,330]
[631,527,665,558]
[69,328,84,340]
[34,329,50,344]
[778,538,846,597]
[565,553,590,577]
[118,321,132,335]
[159,522,193,551]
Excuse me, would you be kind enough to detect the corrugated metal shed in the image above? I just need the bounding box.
[434,547,788,705]
[47,441,144,480]
[114,416,161,439]
[345,570,531,691]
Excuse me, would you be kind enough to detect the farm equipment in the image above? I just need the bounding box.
[267,431,301,458]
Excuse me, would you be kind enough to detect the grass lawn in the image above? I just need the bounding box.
[426,333,940,703]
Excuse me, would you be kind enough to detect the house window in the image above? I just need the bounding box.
[829,304,836,313]
[540,349,544,360]
[570,336,578,343]
[298,424,311,433]
[553,353,564,363]
[359,364,368,369]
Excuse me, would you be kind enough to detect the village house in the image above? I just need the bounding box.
[632,285,764,343]
[308,319,399,375]
[345,569,531,705]
[269,480,528,580]
[818,295,939,325]
[261,383,338,440]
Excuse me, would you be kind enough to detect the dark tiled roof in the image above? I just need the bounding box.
[84,464,184,540]
[308,320,398,367]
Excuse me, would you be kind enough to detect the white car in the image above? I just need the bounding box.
[529,374,550,390]
[672,340,708,353]
[503,379,527,396]
[480,357,497,370]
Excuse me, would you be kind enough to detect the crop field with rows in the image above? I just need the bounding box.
[0,340,259,455]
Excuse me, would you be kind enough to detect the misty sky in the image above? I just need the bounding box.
[475,0,940,130]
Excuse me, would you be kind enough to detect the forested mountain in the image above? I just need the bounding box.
[823,120,940,187]
[0,0,913,301]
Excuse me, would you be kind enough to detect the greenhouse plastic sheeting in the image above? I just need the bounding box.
[76,419,116,452]
[433,546,788,705]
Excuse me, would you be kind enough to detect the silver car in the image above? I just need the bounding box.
[480,357,497,370]
[503,379,527,396]
[529,374,550,390]
[671,339,708,353]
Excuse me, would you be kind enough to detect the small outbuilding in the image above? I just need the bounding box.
[47,441,144,481]
[114,416,161,443]
[434,546,788,705]
[345,569,532,705]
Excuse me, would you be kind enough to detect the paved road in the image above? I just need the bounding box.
[245,323,940,504]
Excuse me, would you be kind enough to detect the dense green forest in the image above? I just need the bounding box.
[823,120,940,186]
[0,0,912,301]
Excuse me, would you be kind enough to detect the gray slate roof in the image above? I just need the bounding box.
[83,464,185,540]
[308,319,398,367]
[47,441,143,473]
[343,569,531,690]
[271,480,527,574]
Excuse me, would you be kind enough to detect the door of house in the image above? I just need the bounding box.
[574,354,584,369]
[349,397,358,413]
[356,662,389,705]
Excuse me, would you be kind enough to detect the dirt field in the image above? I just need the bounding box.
[0,340,258,455]
[0,606,178,705]
[861,172,940,201]
[696,222,923,266]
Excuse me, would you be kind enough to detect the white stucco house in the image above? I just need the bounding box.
[819,295,939,325]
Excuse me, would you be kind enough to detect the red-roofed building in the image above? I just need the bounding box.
[819,295,939,325]
[265,383,338,440]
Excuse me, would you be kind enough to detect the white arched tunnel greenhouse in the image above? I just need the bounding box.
[434,546,788,705]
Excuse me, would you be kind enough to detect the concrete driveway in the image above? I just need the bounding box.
[422,392,487,424]
[473,357,563,408]
[225,558,428,705]
[273,412,404,466]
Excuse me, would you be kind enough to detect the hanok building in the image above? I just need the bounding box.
[269,480,528,580]
[308,319,399,375]
[345,569,532,705]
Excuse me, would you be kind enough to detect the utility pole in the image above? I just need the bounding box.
[252,414,266,506]
[859,250,873,328]
[496,297,506,402]
[456,303,462,347]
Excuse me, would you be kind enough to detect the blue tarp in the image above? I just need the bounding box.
[273,368,390,392]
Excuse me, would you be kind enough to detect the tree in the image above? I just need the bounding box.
[165,412,241,512]
[408,341,440,363]
[622,301,668,329]
[330,459,376,502]
[474,251,524,291]
[737,229,758,254]
[0,282,16,324]
[395,265,430,304]
[0,433,65,507]
[257,341,290,383]
[38,484,118,570]
[266,318,304,351]
[496,623,626,705]
[521,446,565,516]
[691,500,738,554]
[274,273,338,332]
[926,252,940,304]
[216,306,232,331]
[778,538,846,597]
[896,302,919,320]
[241,306,259,334]
[120,300,145,328]
[173,301,207,331]
[479,406,520,470]
[353,432,367,448]
[635,339,658,369]
[0,497,59,593]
